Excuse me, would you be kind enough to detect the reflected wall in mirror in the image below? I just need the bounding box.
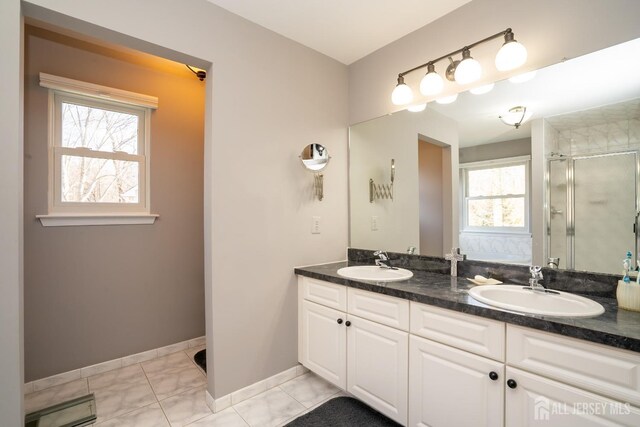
[348,37,640,275]
[300,143,330,171]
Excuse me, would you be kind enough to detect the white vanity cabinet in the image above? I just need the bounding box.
[298,275,640,426]
[298,276,409,424]
[300,300,347,389]
[409,303,506,427]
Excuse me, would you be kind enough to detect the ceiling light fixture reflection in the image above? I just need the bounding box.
[499,106,532,129]
[407,103,427,112]
[390,28,526,105]
[509,70,537,83]
[436,94,458,104]
[470,83,495,95]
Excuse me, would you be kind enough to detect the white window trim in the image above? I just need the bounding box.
[37,73,159,227]
[459,155,531,234]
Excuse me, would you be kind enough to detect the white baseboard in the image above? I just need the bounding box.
[205,364,310,413]
[25,336,206,393]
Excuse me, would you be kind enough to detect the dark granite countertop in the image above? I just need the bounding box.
[295,261,640,353]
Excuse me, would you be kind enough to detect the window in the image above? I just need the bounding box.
[461,157,530,232]
[38,73,158,226]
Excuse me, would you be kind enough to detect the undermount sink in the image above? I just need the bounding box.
[468,285,605,317]
[337,265,413,282]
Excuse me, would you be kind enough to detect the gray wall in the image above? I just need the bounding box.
[24,27,205,381]
[349,0,640,125]
[21,0,349,398]
[459,138,531,163]
[0,0,23,423]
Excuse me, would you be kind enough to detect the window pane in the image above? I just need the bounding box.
[468,197,525,227]
[61,102,139,154]
[61,155,139,203]
[467,165,526,197]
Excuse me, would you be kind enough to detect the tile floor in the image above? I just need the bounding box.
[24,346,346,426]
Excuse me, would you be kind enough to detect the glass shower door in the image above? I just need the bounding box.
[573,153,637,274]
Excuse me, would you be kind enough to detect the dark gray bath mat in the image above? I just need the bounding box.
[194,349,206,372]
[284,396,401,426]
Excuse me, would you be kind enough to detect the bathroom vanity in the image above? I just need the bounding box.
[295,260,640,426]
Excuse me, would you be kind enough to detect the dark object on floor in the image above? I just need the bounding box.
[25,393,96,427]
[284,396,401,427]
[194,349,207,372]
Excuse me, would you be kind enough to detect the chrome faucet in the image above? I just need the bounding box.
[373,250,396,269]
[444,247,466,277]
[407,246,416,255]
[527,265,546,292]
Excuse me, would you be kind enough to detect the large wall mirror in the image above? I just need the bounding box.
[349,37,640,275]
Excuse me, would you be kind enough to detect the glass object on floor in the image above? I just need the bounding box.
[25,393,96,427]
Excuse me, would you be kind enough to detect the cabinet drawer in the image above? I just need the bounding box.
[507,325,640,406]
[300,276,347,311]
[347,287,409,330]
[410,302,505,362]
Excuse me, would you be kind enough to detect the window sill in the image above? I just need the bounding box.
[36,214,159,227]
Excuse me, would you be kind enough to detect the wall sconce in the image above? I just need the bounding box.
[391,28,527,105]
[499,106,532,129]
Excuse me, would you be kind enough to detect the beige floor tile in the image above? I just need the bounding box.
[160,386,212,427]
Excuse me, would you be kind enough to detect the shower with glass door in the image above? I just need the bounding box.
[547,152,639,275]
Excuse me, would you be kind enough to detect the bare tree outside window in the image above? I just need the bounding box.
[60,103,140,203]
[465,164,527,228]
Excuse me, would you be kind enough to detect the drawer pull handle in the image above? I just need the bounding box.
[337,318,343,324]
[345,321,351,327]
[489,371,499,381]
[507,379,517,389]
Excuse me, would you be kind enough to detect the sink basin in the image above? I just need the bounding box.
[468,285,605,317]
[337,266,413,282]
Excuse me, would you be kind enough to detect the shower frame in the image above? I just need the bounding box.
[546,150,640,270]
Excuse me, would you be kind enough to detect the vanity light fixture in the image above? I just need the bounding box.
[470,83,495,95]
[391,28,527,105]
[499,106,532,129]
[419,63,444,96]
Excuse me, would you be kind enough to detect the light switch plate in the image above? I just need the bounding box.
[371,216,378,231]
[312,216,321,234]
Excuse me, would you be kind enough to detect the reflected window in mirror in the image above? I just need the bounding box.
[461,157,530,233]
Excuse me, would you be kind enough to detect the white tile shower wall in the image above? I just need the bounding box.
[545,118,640,156]
[460,232,532,264]
[25,336,206,392]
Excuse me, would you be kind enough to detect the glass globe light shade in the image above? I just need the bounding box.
[495,40,528,71]
[391,77,413,105]
[407,103,427,112]
[470,83,495,95]
[508,70,536,83]
[435,94,458,104]
[454,51,482,85]
[419,64,444,96]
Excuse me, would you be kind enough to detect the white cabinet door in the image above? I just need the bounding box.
[408,335,504,427]
[347,314,408,425]
[505,367,640,427]
[301,300,346,389]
